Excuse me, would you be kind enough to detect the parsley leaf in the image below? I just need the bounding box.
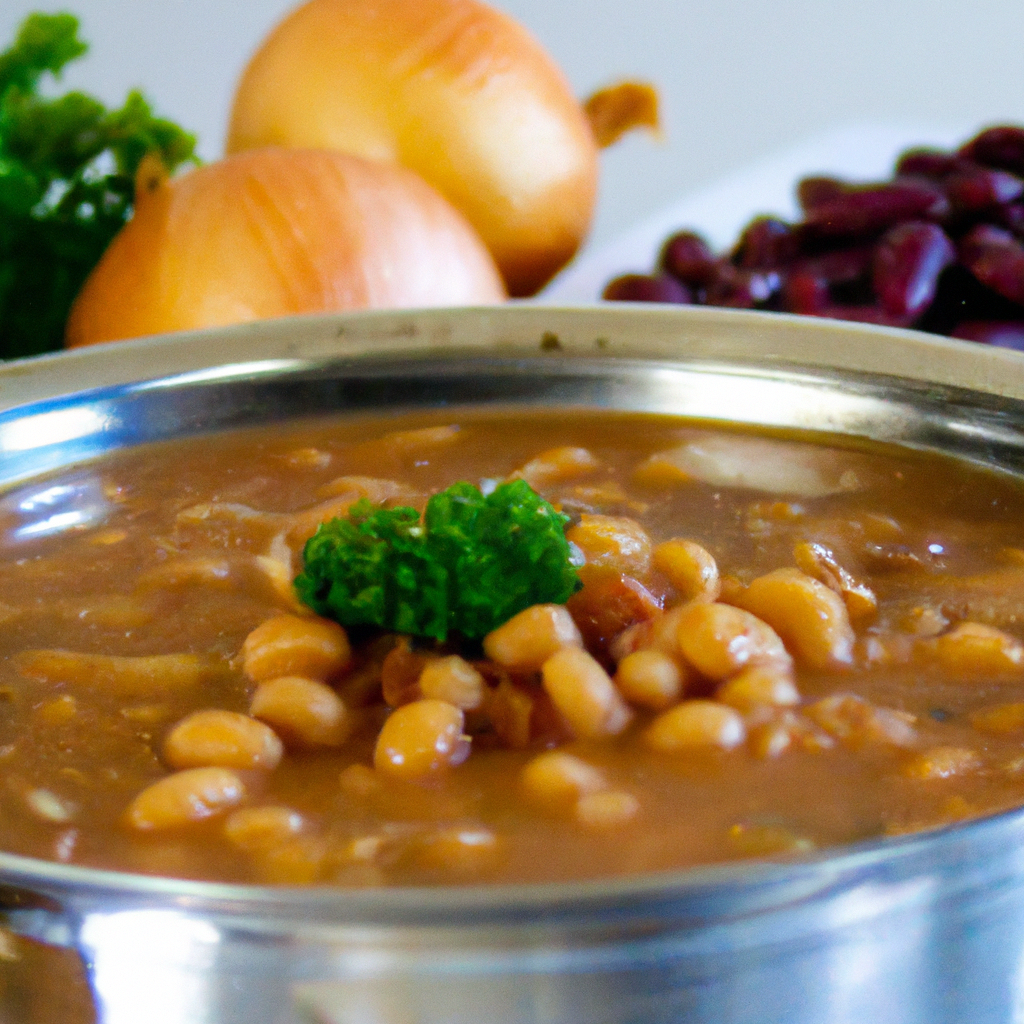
[295,481,583,641]
[0,13,197,359]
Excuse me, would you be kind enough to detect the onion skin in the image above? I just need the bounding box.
[226,0,598,297]
[65,147,505,347]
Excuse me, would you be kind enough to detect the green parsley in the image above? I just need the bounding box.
[295,480,583,642]
[0,12,197,359]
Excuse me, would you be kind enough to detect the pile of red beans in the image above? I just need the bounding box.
[603,126,1024,349]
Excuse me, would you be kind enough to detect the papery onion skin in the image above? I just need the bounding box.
[65,147,506,347]
[226,0,598,297]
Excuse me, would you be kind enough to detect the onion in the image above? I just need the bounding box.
[65,147,505,347]
[226,0,598,297]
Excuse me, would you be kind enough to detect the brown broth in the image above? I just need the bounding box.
[3,409,1024,885]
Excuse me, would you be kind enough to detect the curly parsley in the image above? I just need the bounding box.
[295,480,583,641]
[0,12,197,358]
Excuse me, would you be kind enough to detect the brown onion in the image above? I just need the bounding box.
[225,0,598,297]
[65,147,505,347]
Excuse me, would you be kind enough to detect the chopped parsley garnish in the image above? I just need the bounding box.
[295,480,583,641]
[0,12,197,359]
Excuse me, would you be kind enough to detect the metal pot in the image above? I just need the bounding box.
[4,305,1024,1024]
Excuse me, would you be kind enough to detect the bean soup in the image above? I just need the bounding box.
[3,410,1024,886]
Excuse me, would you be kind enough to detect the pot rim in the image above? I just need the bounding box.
[0,803,1021,919]
[4,302,1024,922]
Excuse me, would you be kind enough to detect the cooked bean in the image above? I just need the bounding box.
[575,790,640,827]
[35,695,78,726]
[727,822,814,855]
[373,700,467,779]
[521,750,607,809]
[645,700,746,752]
[120,703,173,726]
[566,568,662,658]
[15,650,224,696]
[137,557,234,590]
[716,666,800,712]
[900,605,949,638]
[127,768,246,830]
[89,528,128,546]
[970,702,1024,735]
[286,492,404,547]
[252,836,327,885]
[804,694,916,748]
[675,602,791,680]
[314,474,417,503]
[482,604,582,672]
[338,763,381,798]
[419,655,485,711]
[63,594,154,629]
[514,446,601,489]
[614,649,684,710]
[223,806,305,852]
[250,676,352,748]
[383,424,461,449]
[484,677,535,749]
[930,622,1024,677]
[612,602,691,662]
[283,446,331,469]
[903,747,981,780]
[541,648,633,738]
[732,568,855,670]
[566,514,653,576]
[335,834,386,865]
[758,710,835,755]
[747,719,794,759]
[653,539,720,602]
[381,639,428,708]
[241,614,352,683]
[413,827,501,874]
[164,710,283,771]
[793,541,877,623]
[253,533,306,614]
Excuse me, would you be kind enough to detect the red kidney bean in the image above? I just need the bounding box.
[946,168,1024,213]
[959,126,1024,175]
[706,263,781,308]
[791,244,875,284]
[783,272,829,314]
[805,180,949,237]
[733,217,798,269]
[784,245,876,311]
[995,202,1024,238]
[959,225,1024,306]
[601,124,1024,346]
[659,231,717,286]
[895,149,963,179]
[921,264,1024,337]
[952,320,1024,349]
[603,274,692,304]
[797,177,845,213]
[873,222,956,318]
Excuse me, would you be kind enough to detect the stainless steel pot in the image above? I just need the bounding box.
[4,304,1024,1024]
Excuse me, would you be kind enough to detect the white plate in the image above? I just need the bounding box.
[539,121,973,304]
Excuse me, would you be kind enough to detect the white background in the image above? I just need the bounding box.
[2,0,1023,252]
